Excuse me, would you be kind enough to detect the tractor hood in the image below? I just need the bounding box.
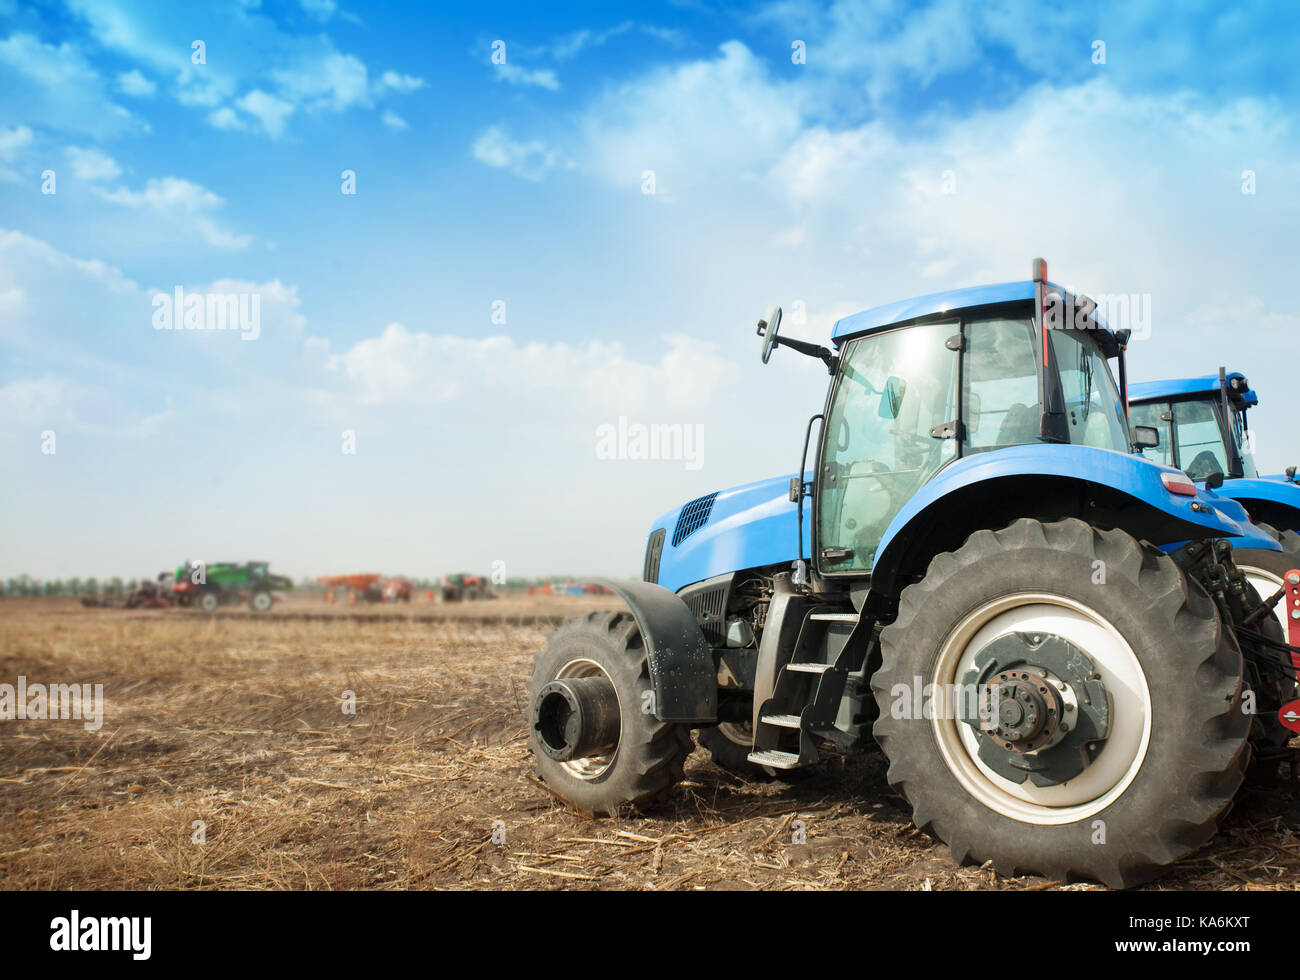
[647,474,811,595]
[647,449,1278,597]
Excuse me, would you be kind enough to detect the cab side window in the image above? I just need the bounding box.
[1175,401,1230,481]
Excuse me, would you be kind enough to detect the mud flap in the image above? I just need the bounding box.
[590,578,717,724]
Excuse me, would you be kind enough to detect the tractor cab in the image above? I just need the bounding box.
[762,263,1138,580]
[1129,369,1259,482]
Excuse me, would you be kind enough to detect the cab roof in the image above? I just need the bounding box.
[831,279,1120,352]
[1129,372,1258,408]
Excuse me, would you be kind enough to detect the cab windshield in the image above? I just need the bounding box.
[818,320,958,572]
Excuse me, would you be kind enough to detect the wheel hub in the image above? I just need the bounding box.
[533,674,620,763]
[961,631,1111,787]
[984,670,1065,752]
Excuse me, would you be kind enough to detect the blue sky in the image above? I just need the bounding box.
[3,0,1300,580]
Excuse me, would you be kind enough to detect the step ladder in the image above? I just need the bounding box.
[748,609,871,770]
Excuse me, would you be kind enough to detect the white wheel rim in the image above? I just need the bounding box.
[253,593,271,611]
[1240,566,1288,636]
[930,592,1152,825]
[553,658,621,781]
[717,721,752,746]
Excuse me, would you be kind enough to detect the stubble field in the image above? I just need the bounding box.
[1,595,1297,891]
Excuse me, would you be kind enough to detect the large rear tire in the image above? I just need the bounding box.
[527,611,692,815]
[873,518,1250,889]
[1234,522,1300,642]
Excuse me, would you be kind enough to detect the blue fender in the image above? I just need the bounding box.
[650,473,811,595]
[872,445,1279,590]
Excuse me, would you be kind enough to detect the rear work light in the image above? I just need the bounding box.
[1161,472,1197,496]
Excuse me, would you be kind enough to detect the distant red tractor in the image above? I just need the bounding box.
[125,573,175,609]
[441,573,494,601]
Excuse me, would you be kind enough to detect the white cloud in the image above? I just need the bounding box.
[378,70,426,93]
[381,110,408,131]
[0,228,137,293]
[0,374,76,424]
[578,41,802,195]
[65,145,120,181]
[494,62,560,90]
[0,32,137,137]
[322,323,737,421]
[206,106,244,130]
[61,1,417,137]
[116,69,156,97]
[0,286,24,317]
[271,51,370,111]
[471,126,559,180]
[236,90,295,137]
[299,0,337,21]
[549,23,634,61]
[0,124,32,160]
[96,177,253,249]
[0,124,32,178]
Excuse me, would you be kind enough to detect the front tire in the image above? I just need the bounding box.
[527,611,692,815]
[249,590,273,612]
[198,591,220,613]
[698,721,764,776]
[873,518,1250,889]
[1232,523,1300,779]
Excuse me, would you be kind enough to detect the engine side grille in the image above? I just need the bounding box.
[682,585,728,645]
[672,492,718,547]
[643,528,666,584]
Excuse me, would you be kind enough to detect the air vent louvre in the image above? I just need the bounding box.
[672,492,718,547]
[643,528,666,584]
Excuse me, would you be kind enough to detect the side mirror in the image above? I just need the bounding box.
[1205,471,1225,490]
[1287,465,1297,483]
[878,376,907,419]
[1133,425,1160,449]
[758,306,782,364]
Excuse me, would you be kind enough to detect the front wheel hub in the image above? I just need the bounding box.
[533,675,621,762]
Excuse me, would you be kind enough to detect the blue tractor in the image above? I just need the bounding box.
[527,261,1293,887]
[1130,369,1300,603]
[1130,369,1300,766]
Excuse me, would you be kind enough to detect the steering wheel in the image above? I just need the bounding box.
[835,415,851,452]
[1185,451,1223,483]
